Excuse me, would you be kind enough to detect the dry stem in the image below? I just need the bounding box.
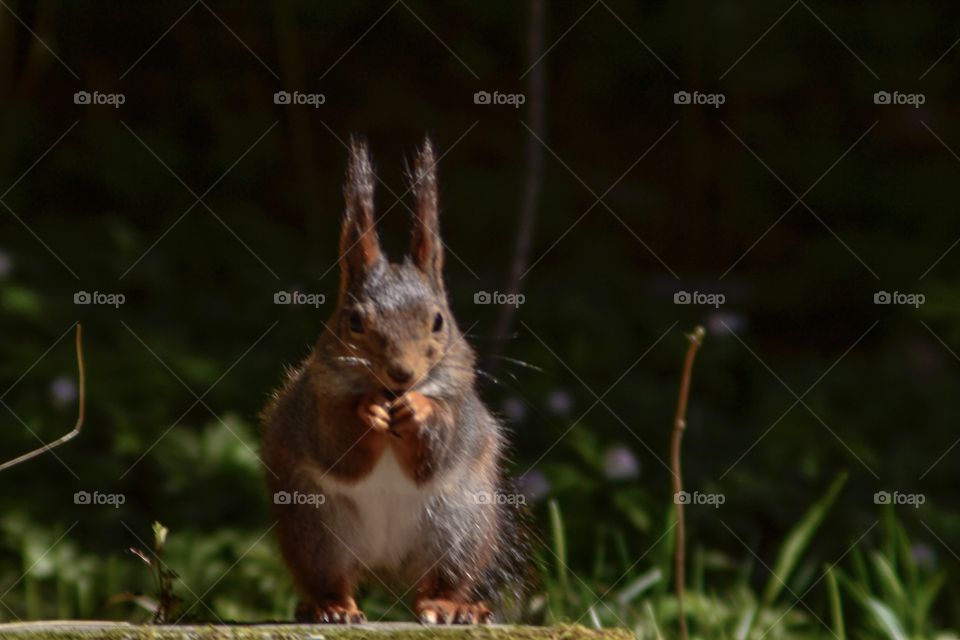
[0,324,85,472]
[671,325,704,640]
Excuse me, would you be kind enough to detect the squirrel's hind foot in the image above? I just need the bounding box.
[416,599,492,625]
[295,599,366,624]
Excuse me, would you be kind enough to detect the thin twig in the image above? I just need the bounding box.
[0,324,86,472]
[489,0,546,364]
[671,325,704,640]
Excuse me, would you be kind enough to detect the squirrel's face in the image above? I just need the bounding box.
[328,137,462,395]
[338,261,453,394]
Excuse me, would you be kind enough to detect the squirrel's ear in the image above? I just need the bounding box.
[340,138,382,289]
[409,137,444,286]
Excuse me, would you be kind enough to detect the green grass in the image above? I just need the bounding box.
[1,473,957,639]
[531,475,957,640]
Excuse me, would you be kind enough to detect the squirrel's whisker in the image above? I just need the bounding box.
[487,355,543,373]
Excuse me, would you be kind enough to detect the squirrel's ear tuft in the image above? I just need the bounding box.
[409,137,444,286]
[340,137,382,290]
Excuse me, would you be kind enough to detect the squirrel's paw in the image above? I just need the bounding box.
[390,391,434,436]
[295,599,366,624]
[357,392,392,432]
[416,598,492,625]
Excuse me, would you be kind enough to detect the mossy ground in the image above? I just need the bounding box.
[0,622,634,640]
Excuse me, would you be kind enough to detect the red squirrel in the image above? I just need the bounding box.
[261,138,524,625]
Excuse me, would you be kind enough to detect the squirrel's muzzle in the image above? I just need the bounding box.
[386,364,414,387]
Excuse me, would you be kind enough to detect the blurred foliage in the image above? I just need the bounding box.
[1,0,960,635]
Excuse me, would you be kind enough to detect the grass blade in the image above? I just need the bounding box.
[644,600,666,640]
[761,472,848,606]
[616,567,662,605]
[865,598,909,640]
[870,551,907,613]
[734,602,756,640]
[825,564,846,640]
[548,499,569,594]
[839,571,908,640]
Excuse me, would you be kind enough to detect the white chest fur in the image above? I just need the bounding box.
[317,447,433,569]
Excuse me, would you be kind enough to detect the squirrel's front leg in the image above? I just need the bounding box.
[390,391,450,482]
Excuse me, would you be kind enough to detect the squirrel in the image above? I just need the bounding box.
[261,138,525,625]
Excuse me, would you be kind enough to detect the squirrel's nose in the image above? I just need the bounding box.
[386,365,414,386]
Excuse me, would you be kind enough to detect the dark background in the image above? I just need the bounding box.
[1,0,959,632]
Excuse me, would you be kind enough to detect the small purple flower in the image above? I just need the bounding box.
[603,446,640,481]
[0,250,12,279]
[546,389,573,416]
[501,397,527,423]
[707,310,747,336]
[911,543,936,571]
[50,376,77,408]
[517,470,550,504]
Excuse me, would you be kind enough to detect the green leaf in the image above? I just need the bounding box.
[152,521,168,551]
[870,551,907,614]
[547,499,569,595]
[733,601,756,640]
[825,564,846,640]
[615,567,661,605]
[611,490,650,532]
[839,571,909,640]
[864,598,909,640]
[761,472,847,606]
[915,571,946,633]
[0,285,42,317]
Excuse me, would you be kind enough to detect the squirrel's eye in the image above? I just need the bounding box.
[349,311,364,333]
[432,312,444,333]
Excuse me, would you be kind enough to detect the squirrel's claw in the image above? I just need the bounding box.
[391,391,434,435]
[416,599,491,625]
[357,393,393,432]
[296,600,366,625]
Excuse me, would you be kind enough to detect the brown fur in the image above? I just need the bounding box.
[260,138,525,625]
